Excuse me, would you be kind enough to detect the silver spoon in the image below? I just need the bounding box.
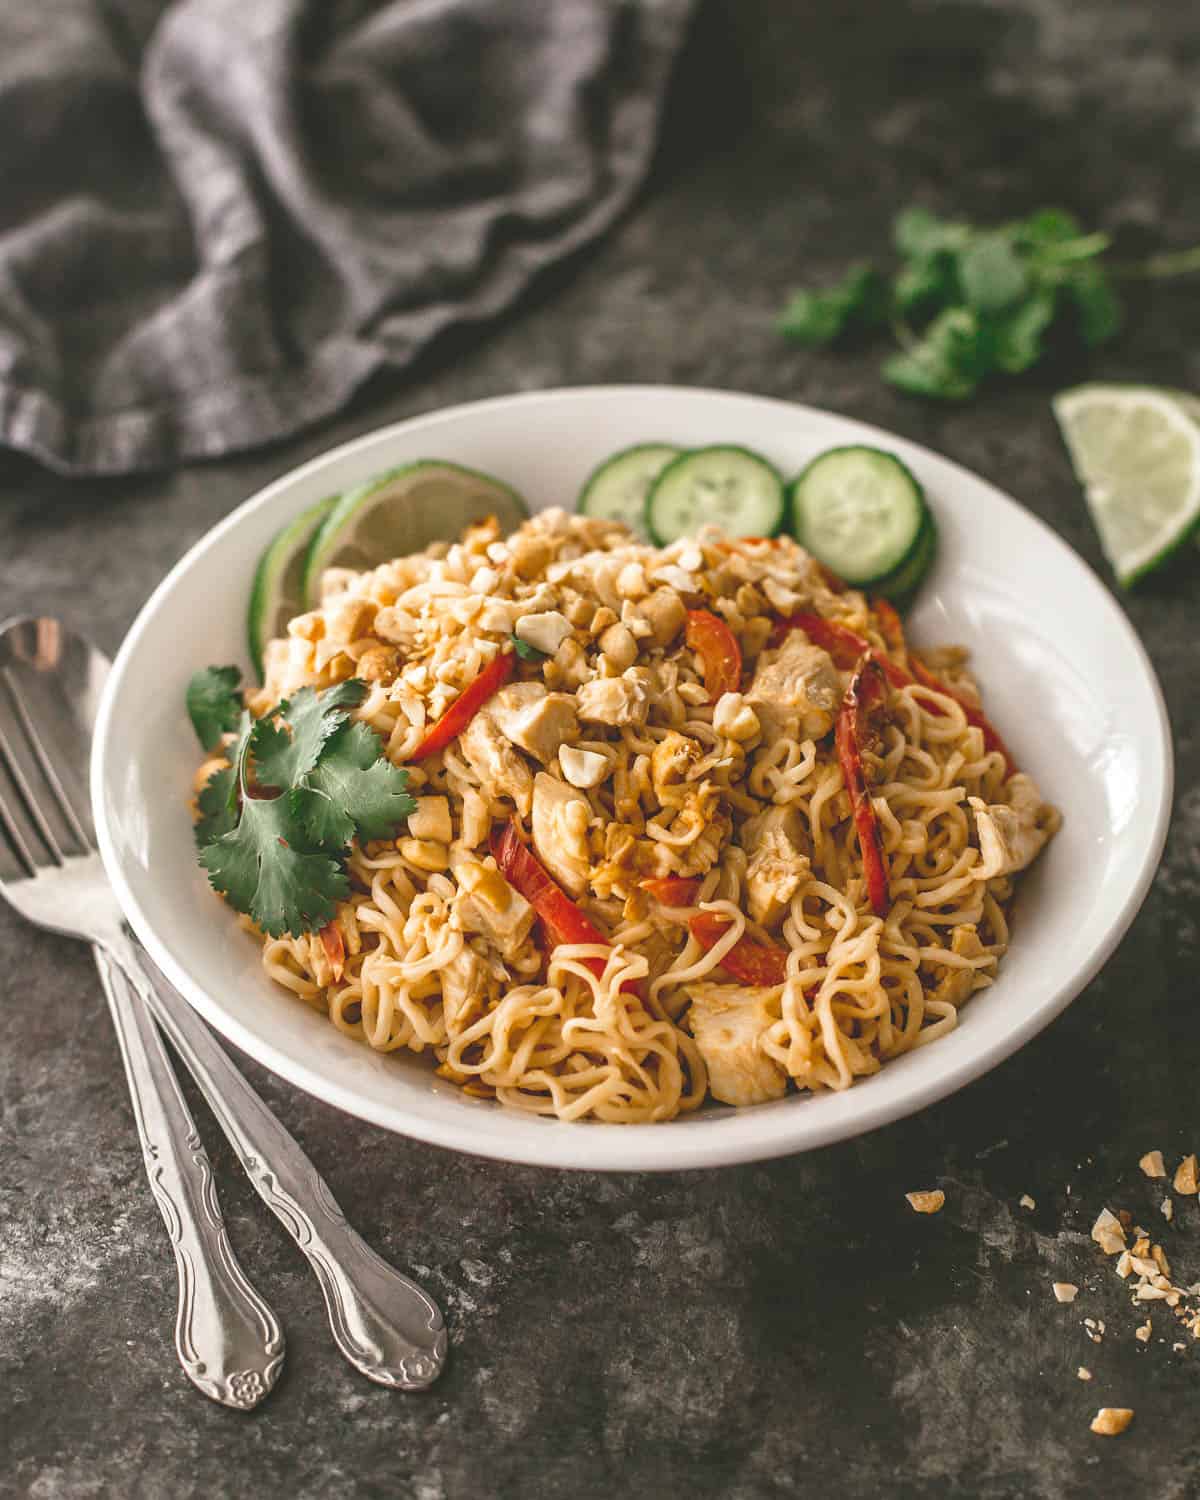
[0,617,447,1392]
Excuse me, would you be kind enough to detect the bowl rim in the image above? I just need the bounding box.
[91,384,1174,1171]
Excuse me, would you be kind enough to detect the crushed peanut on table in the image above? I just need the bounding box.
[1090,1408,1134,1437]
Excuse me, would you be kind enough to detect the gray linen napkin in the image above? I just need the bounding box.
[0,0,694,476]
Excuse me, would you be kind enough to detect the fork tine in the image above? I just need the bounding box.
[0,774,40,878]
[0,667,91,853]
[0,716,65,864]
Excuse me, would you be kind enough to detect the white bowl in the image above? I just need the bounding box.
[91,387,1172,1171]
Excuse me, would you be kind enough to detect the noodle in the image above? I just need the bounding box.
[200,509,1060,1122]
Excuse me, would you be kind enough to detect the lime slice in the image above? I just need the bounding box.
[247,495,337,679]
[302,461,529,607]
[1053,384,1200,587]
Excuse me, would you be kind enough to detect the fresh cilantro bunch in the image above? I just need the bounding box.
[779,207,1199,401]
[187,669,415,938]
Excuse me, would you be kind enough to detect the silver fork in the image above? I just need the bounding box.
[0,616,447,1395]
[0,619,284,1410]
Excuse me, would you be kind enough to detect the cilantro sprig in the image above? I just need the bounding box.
[779,207,1199,401]
[186,669,416,937]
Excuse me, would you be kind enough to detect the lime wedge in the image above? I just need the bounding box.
[302,461,529,607]
[247,494,337,679]
[1053,383,1200,587]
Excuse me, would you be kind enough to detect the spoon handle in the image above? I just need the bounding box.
[115,935,447,1391]
[94,946,284,1409]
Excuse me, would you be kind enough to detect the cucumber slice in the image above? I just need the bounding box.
[869,508,938,609]
[788,445,927,586]
[646,446,786,546]
[577,443,681,538]
[303,461,529,607]
[247,494,337,680]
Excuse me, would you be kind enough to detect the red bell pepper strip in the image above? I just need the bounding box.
[685,609,743,702]
[319,921,345,981]
[411,649,515,760]
[909,655,1016,776]
[490,820,643,996]
[689,911,789,987]
[770,611,866,667]
[836,655,891,918]
[871,597,907,658]
[640,877,702,906]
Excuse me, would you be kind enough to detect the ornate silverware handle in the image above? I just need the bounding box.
[94,946,284,1409]
[115,934,447,1391]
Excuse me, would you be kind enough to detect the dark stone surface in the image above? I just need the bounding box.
[2,1,1199,1495]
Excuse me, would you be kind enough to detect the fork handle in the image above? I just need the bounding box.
[117,936,447,1391]
[94,946,284,1409]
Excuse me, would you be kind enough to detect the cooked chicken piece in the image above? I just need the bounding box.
[440,945,488,1028]
[687,984,787,1107]
[650,732,701,804]
[745,633,841,740]
[575,672,650,728]
[928,924,988,1007]
[408,795,453,844]
[486,683,578,764]
[459,710,534,814]
[969,773,1058,881]
[739,805,811,928]
[454,859,536,961]
[531,772,592,896]
[514,610,572,656]
[559,746,609,789]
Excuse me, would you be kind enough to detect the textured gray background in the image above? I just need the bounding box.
[3,1,1200,1496]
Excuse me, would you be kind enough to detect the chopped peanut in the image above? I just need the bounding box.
[905,1190,945,1215]
[1052,1282,1078,1303]
[1139,1149,1167,1179]
[1174,1154,1199,1195]
[1091,1208,1127,1257]
[1090,1408,1134,1437]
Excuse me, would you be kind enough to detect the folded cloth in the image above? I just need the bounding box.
[0,0,694,476]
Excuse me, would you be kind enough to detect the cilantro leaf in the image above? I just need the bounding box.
[186,666,243,752]
[304,721,417,842]
[778,264,888,347]
[957,232,1028,314]
[882,308,988,400]
[1063,262,1122,346]
[194,711,253,845]
[511,633,547,663]
[991,290,1057,374]
[892,254,955,320]
[200,793,348,938]
[251,678,367,789]
[195,766,240,845]
[1014,208,1082,248]
[893,207,969,260]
